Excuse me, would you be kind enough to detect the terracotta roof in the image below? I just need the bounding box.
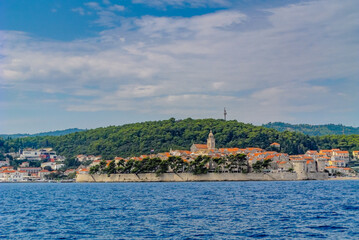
[246,148,264,151]
[219,148,239,152]
[174,150,191,154]
[335,151,349,154]
[193,144,208,149]
[306,150,318,154]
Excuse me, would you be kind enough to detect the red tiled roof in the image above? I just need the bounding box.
[335,151,349,154]
[193,144,208,149]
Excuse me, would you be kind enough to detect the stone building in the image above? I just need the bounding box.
[190,131,217,154]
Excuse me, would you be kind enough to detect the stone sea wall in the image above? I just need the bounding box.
[76,172,328,182]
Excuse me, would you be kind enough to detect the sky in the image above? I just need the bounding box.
[1,0,359,134]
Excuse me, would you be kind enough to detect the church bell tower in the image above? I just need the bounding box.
[207,130,215,150]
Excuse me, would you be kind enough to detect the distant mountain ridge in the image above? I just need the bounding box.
[0,128,86,139]
[263,122,359,136]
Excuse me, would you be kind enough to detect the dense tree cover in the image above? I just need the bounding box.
[0,128,85,139]
[63,158,81,170]
[90,154,248,175]
[2,118,359,159]
[252,159,272,172]
[263,122,359,136]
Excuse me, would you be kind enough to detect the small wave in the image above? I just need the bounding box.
[308,225,347,231]
[249,233,269,238]
[342,205,359,211]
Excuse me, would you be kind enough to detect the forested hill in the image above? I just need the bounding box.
[263,122,359,136]
[1,118,359,159]
[0,128,86,139]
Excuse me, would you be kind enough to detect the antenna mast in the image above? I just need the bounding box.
[224,107,227,121]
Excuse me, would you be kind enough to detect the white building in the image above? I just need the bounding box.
[19,148,57,161]
[0,170,26,182]
[331,150,350,165]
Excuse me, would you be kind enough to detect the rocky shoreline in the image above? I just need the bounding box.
[76,172,329,182]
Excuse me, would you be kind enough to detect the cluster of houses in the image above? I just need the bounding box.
[0,165,77,182]
[2,132,358,181]
[0,148,75,182]
[80,131,357,178]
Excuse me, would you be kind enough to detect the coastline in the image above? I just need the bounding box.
[327,177,359,180]
[76,172,329,182]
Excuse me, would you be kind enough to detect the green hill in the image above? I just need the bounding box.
[263,122,359,136]
[0,128,86,139]
[1,118,359,159]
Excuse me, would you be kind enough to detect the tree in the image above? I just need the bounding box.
[106,160,117,175]
[213,157,226,173]
[156,160,169,176]
[262,159,272,169]
[252,159,273,172]
[67,172,77,179]
[44,166,52,171]
[190,156,210,175]
[64,158,81,169]
[252,161,263,173]
[90,165,100,174]
[226,154,247,173]
[99,160,107,173]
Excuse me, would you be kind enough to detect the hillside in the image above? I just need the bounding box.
[1,118,359,159]
[263,122,359,136]
[0,128,86,139]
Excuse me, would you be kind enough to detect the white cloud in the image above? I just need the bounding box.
[72,2,125,26]
[1,0,359,124]
[85,2,102,10]
[109,4,125,12]
[72,7,86,16]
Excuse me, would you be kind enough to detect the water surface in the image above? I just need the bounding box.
[0,181,358,239]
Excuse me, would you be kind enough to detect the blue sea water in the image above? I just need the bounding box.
[0,181,359,239]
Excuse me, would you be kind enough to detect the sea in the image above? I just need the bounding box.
[0,181,359,239]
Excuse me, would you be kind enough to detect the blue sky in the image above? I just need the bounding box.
[1,0,359,134]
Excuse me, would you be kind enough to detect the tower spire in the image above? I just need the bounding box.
[207,130,215,150]
[224,107,227,121]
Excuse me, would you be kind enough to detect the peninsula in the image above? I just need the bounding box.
[1,118,359,182]
[76,131,353,182]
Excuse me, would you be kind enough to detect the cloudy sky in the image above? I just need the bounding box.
[1,0,359,134]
